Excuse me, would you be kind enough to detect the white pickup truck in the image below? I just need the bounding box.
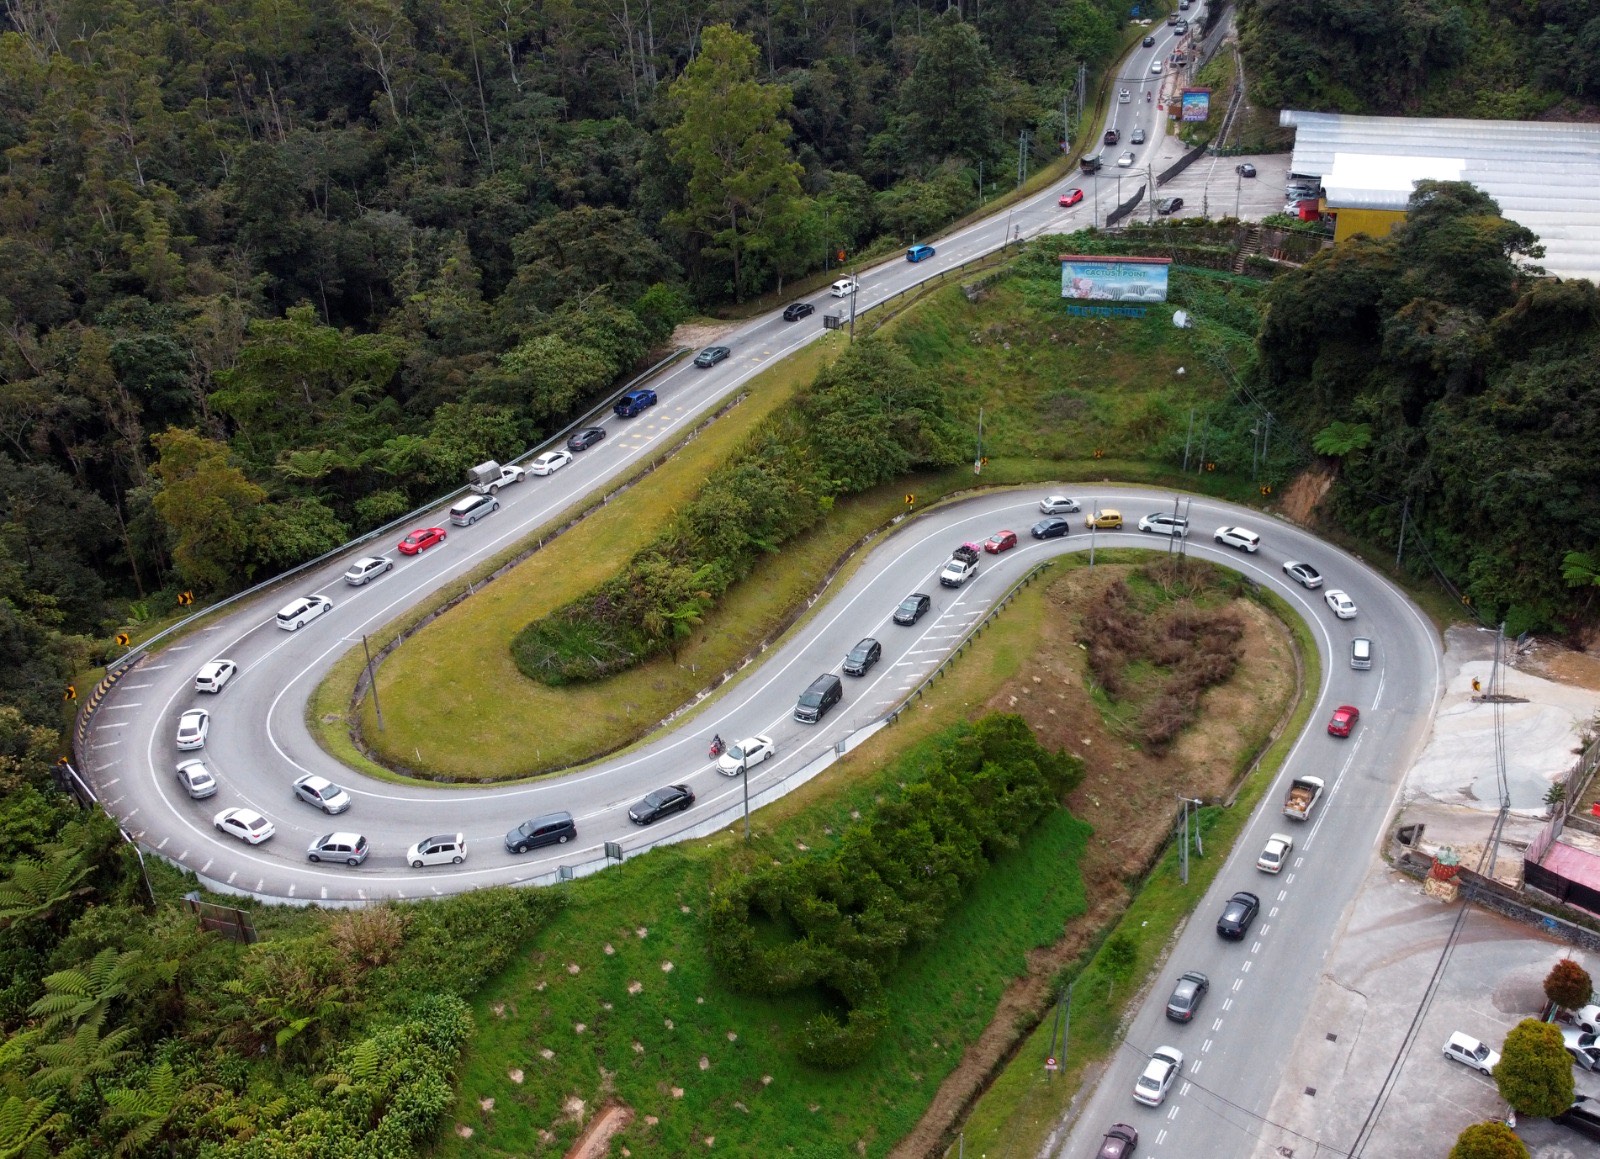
[939,543,981,588]
[1282,776,1325,821]
[467,460,525,495]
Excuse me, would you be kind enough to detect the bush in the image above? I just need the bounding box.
[707,714,1082,1067]
[1494,1018,1574,1117]
[1544,957,1593,1012]
[1448,1120,1528,1159]
[512,336,964,684]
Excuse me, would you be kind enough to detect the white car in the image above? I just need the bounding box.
[1256,832,1294,873]
[407,832,466,867]
[293,773,352,815]
[1117,150,1136,167]
[830,277,859,297]
[193,659,238,693]
[1213,526,1260,552]
[343,555,393,586]
[175,709,210,751]
[719,735,776,776]
[1118,88,1132,103]
[175,759,217,799]
[1571,1003,1600,1033]
[1151,60,1164,73]
[1039,495,1081,514]
[529,449,573,476]
[1564,1027,1600,1072]
[214,807,275,845]
[1282,560,1323,589]
[1133,1045,1183,1105]
[1442,1031,1499,1075]
[1324,589,1358,620]
[276,594,333,631]
[1138,512,1188,537]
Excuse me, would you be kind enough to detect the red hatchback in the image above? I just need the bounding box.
[398,527,447,555]
[1327,704,1360,737]
[984,530,1018,554]
[1059,188,1084,207]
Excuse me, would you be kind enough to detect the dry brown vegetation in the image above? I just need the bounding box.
[1079,560,1247,752]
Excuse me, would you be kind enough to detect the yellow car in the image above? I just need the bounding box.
[1086,509,1123,530]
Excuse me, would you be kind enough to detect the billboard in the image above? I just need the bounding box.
[1180,89,1211,122]
[1060,258,1169,304]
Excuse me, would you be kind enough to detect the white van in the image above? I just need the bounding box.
[830,278,858,297]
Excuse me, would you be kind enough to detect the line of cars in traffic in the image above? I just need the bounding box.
[1096,494,1391,1147]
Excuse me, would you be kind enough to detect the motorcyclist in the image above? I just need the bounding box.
[711,733,724,756]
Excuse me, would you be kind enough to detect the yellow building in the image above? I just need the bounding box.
[1281,110,1600,279]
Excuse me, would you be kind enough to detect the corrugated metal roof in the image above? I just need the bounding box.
[1281,110,1600,281]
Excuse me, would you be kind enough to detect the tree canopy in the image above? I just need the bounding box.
[1256,180,1597,631]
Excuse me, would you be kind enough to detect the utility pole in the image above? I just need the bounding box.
[1182,407,1194,472]
[1017,129,1029,187]
[1396,495,1410,569]
[362,634,385,731]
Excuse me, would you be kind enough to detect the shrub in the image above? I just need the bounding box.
[1493,1018,1574,1117]
[1544,957,1593,1012]
[1448,1120,1528,1159]
[512,336,964,683]
[707,714,1082,1067]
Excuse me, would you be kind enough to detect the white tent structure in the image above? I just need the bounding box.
[1282,109,1600,282]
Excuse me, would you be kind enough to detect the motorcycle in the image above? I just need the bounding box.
[709,735,725,758]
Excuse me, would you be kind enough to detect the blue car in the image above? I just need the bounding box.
[906,244,936,262]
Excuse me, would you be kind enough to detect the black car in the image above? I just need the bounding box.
[1216,891,1260,939]
[1142,35,1155,46]
[1032,517,1071,540]
[1157,197,1184,215]
[694,345,731,368]
[893,592,932,625]
[567,426,605,452]
[782,300,815,322]
[628,784,695,825]
[1236,162,1257,178]
[843,637,882,676]
[505,810,577,853]
[1165,970,1209,1022]
[1556,1094,1600,1142]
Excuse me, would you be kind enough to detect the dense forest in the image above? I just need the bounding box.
[1257,180,1600,633]
[1236,0,1600,118]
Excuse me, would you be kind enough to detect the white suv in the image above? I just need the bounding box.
[1138,512,1188,537]
[193,659,238,693]
[1213,526,1260,552]
[407,833,466,867]
[276,594,333,631]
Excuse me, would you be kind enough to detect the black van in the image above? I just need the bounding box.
[505,811,577,854]
[795,673,843,723]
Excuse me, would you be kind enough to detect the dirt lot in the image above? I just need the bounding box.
[888,562,1298,1159]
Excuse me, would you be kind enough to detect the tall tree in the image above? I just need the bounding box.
[147,429,266,592]
[662,24,807,300]
[897,9,999,169]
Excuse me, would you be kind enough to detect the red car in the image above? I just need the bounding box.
[984,530,1018,554]
[1327,704,1360,737]
[1059,188,1084,207]
[398,527,447,555]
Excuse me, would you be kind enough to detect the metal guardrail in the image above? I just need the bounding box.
[886,558,1056,723]
[70,347,690,770]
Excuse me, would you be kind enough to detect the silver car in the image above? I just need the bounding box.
[343,556,393,586]
[293,774,351,814]
[1039,495,1081,514]
[175,759,217,799]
